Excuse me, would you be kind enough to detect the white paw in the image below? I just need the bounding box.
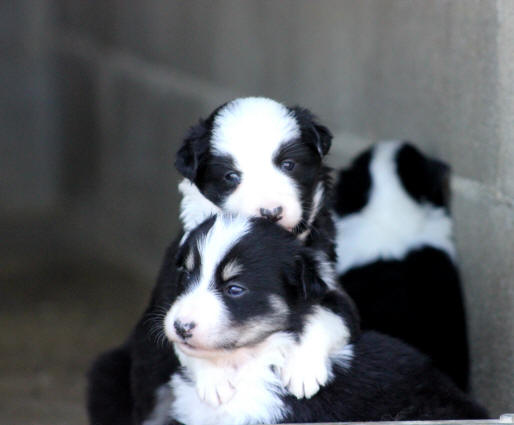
[280,348,331,399]
[195,367,236,407]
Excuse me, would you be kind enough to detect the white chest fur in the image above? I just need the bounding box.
[170,334,292,425]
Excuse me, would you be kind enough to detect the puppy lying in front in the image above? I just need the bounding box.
[164,214,488,425]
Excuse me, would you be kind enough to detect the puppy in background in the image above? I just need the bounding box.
[332,140,469,391]
[165,214,487,425]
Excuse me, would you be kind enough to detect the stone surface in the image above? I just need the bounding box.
[498,1,514,199]
[452,187,514,415]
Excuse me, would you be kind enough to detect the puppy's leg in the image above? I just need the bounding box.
[87,344,133,425]
[281,290,360,399]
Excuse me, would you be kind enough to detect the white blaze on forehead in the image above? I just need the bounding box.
[211,97,300,159]
[164,215,253,349]
[211,97,303,229]
[335,140,455,274]
[196,215,252,288]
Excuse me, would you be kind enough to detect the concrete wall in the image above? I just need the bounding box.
[3,0,513,417]
[0,1,59,214]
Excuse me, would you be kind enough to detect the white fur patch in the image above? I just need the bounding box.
[170,332,294,425]
[334,140,455,275]
[280,305,351,399]
[179,179,221,232]
[210,97,303,230]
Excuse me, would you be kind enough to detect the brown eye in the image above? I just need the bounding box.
[280,160,295,172]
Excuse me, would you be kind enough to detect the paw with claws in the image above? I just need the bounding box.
[194,364,237,407]
[280,345,332,399]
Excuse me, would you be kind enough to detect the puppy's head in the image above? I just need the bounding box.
[333,140,451,217]
[175,97,332,233]
[163,214,329,358]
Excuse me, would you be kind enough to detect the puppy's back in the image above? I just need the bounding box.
[283,331,487,423]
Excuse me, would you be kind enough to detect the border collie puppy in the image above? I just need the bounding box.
[332,140,469,391]
[172,97,359,398]
[87,98,359,425]
[165,214,487,425]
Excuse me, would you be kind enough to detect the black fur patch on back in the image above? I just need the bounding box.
[339,246,469,391]
[333,149,372,216]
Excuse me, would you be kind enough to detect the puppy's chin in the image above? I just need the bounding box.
[174,342,220,359]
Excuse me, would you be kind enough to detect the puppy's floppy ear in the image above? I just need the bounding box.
[310,122,332,157]
[289,106,332,158]
[175,119,210,181]
[293,249,330,301]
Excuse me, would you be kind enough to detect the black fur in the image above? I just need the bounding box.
[340,247,469,392]
[333,141,469,391]
[87,344,133,425]
[282,331,487,422]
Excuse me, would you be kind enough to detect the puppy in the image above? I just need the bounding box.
[332,140,469,390]
[88,98,359,424]
[166,214,487,425]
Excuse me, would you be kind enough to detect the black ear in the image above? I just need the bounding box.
[310,122,332,157]
[293,249,330,301]
[289,106,332,158]
[396,142,451,208]
[175,120,210,181]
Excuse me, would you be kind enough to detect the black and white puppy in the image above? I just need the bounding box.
[332,140,469,391]
[87,98,359,425]
[165,214,487,425]
[173,97,358,400]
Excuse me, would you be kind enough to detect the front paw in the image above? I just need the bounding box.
[280,349,332,399]
[195,367,236,407]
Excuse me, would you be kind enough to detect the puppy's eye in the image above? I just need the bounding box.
[224,284,247,297]
[224,171,241,185]
[280,160,295,172]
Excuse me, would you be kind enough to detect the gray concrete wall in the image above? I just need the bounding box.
[3,0,513,417]
[0,1,59,214]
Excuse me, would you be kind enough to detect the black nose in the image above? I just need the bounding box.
[259,206,283,222]
[174,320,195,339]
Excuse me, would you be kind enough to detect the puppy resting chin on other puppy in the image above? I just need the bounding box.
[174,97,359,401]
[165,214,488,425]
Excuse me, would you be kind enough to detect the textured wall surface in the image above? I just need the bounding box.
[2,0,513,418]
